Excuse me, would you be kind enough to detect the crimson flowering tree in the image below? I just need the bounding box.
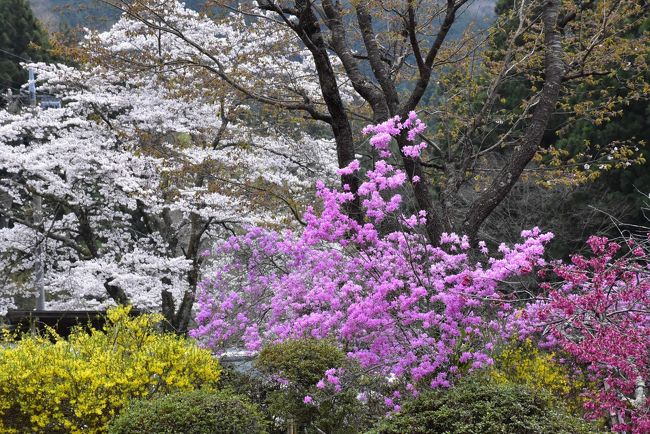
[519,235,650,433]
[191,114,554,400]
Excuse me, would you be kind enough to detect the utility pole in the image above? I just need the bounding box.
[28,67,36,106]
[29,66,45,310]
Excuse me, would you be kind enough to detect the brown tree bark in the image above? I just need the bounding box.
[461,0,565,241]
[291,0,364,223]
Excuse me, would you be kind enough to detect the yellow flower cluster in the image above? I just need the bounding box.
[490,339,584,408]
[0,306,220,434]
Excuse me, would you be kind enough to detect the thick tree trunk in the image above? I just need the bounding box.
[104,280,129,305]
[169,206,209,333]
[295,0,364,223]
[461,0,565,241]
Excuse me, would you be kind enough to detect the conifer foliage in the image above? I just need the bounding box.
[0,0,51,94]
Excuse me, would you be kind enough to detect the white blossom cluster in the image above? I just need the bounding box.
[0,1,340,316]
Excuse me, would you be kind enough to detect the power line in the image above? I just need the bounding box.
[0,77,20,88]
[0,47,33,63]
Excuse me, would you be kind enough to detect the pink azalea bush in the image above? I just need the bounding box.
[518,235,650,433]
[192,113,650,431]
[191,113,553,395]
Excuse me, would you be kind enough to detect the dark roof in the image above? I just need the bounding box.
[6,310,107,322]
[5,309,140,338]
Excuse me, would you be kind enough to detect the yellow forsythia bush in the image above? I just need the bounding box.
[490,339,584,407]
[0,306,221,434]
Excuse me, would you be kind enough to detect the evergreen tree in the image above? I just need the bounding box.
[0,0,51,95]
[554,15,650,223]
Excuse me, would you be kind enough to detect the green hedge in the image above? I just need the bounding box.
[368,377,601,434]
[108,389,267,434]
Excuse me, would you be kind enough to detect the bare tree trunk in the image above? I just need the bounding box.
[33,195,45,310]
[104,280,129,305]
[461,0,565,241]
[293,0,364,223]
[633,376,647,408]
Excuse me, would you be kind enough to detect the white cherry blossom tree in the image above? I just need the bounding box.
[0,2,339,331]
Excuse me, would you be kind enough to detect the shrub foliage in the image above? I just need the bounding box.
[256,339,379,434]
[0,306,221,433]
[490,339,585,410]
[108,389,267,434]
[368,377,600,434]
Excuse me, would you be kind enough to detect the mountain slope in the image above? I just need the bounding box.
[29,0,495,32]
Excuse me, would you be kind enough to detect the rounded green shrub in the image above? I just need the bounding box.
[256,339,380,434]
[368,376,601,434]
[108,389,267,434]
[257,338,346,388]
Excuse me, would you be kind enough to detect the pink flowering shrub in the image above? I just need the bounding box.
[192,113,554,395]
[518,235,650,433]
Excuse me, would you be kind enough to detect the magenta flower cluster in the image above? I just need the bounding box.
[191,113,553,392]
[518,235,650,433]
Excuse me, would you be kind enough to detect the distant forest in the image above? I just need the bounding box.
[29,0,495,32]
[29,0,207,30]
